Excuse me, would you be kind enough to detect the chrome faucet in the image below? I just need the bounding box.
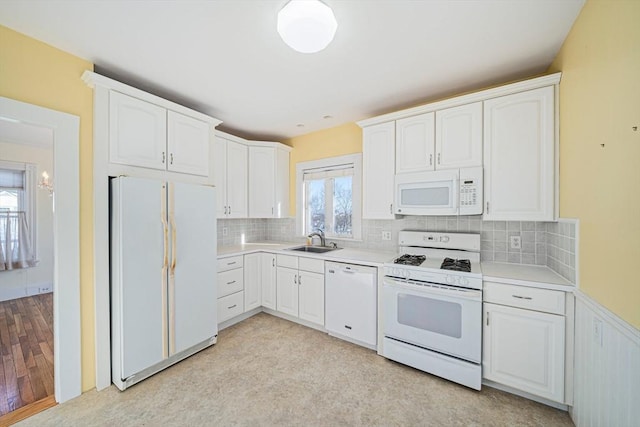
[307,230,326,247]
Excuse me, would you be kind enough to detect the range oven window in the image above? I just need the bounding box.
[397,293,462,338]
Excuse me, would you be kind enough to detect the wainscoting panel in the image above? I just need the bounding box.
[571,291,639,427]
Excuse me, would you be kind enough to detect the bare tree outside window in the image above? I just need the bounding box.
[333,176,352,235]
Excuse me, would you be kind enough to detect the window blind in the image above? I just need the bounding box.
[0,169,25,189]
[302,163,354,181]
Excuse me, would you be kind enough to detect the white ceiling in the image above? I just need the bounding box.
[0,0,584,141]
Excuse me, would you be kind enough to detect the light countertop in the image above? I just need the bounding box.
[218,241,575,290]
[218,241,398,267]
[481,262,574,291]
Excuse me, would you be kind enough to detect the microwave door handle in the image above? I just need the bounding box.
[453,178,460,212]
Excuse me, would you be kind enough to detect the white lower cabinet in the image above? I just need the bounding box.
[276,255,325,326]
[483,282,566,403]
[217,256,244,323]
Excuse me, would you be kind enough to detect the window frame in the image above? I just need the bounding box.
[296,154,362,241]
[0,160,37,258]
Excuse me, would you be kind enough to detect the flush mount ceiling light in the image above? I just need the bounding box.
[277,0,337,54]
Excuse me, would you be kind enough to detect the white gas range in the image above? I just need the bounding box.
[382,230,483,390]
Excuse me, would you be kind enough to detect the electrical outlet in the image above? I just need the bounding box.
[222,227,229,236]
[382,231,392,241]
[509,235,522,249]
[593,318,604,347]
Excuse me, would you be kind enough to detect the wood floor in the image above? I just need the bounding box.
[0,294,54,417]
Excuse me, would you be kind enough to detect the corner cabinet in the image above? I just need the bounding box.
[248,143,291,218]
[483,281,566,403]
[109,91,211,177]
[244,252,277,312]
[215,133,248,218]
[362,121,396,219]
[483,86,556,221]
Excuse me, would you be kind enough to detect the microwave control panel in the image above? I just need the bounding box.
[459,167,483,215]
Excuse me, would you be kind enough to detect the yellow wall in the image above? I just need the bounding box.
[0,26,96,390]
[285,122,362,216]
[548,0,640,328]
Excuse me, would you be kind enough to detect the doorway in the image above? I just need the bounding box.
[0,97,82,416]
[0,139,54,416]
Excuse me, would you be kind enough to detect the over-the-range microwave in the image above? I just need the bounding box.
[394,167,483,216]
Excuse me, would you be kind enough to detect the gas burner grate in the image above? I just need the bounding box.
[394,254,426,266]
[441,257,471,273]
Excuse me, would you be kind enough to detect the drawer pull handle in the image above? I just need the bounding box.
[344,325,352,330]
[227,261,236,265]
[227,280,236,285]
[227,304,237,309]
[512,295,532,300]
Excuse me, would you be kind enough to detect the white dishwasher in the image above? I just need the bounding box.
[325,261,377,349]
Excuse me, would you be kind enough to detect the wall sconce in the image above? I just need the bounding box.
[38,170,53,195]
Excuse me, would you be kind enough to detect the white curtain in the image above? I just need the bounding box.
[0,211,36,271]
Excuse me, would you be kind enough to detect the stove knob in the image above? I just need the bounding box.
[459,276,469,286]
[440,236,450,243]
[446,275,455,284]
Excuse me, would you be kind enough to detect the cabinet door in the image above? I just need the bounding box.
[214,137,228,217]
[170,182,217,355]
[362,122,396,219]
[109,91,167,170]
[167,111,210,176]
[483,86,555,221]
[248,146,275,218]
[483,303,565,403]
[395,112,435,174]
[274,147,290,218]
[243,253,262,312]
[261,253,277,310]
[435,102,482,169]
[276,267,298,317]
[226,140,248,218]
[298,271,324,326]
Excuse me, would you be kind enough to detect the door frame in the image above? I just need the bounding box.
[0,97,82,403]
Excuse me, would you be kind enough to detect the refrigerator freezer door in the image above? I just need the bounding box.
[169,182,218,355]
[112,177,167,381]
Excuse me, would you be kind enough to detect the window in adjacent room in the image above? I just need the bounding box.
[0,161,37,270]
[296,154,362,240]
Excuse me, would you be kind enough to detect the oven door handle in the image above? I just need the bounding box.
[383,280,481,301]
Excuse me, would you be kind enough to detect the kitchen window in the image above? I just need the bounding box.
[296,154,362,240]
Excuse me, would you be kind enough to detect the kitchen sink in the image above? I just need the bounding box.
[286,245,341,254]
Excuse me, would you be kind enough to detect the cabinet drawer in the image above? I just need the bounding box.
[218,255,243,272]
[218,268,244,298]
[299,257,325,274]
[277,254,298,269]
[483,281,565,315]
[218,291,244,323]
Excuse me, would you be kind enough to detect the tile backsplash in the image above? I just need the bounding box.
[218,216,577,284]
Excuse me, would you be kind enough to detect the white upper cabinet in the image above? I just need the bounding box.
[215,135,248,218]
[109,91,167,170]
[395,112,435,174]
[483,86,555,221]
[167,111,210,176]
[362,121,396,219]
[435,102,483,169]
[109,91,211,177]
[248,144,291,218]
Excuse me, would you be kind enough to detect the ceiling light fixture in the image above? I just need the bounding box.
[277,0,337,54]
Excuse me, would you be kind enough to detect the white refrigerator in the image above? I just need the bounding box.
[110,176,217,390]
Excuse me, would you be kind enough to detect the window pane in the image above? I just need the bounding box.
[306,179,325,233]
[332,176,352,236]
[0,189,20,212]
